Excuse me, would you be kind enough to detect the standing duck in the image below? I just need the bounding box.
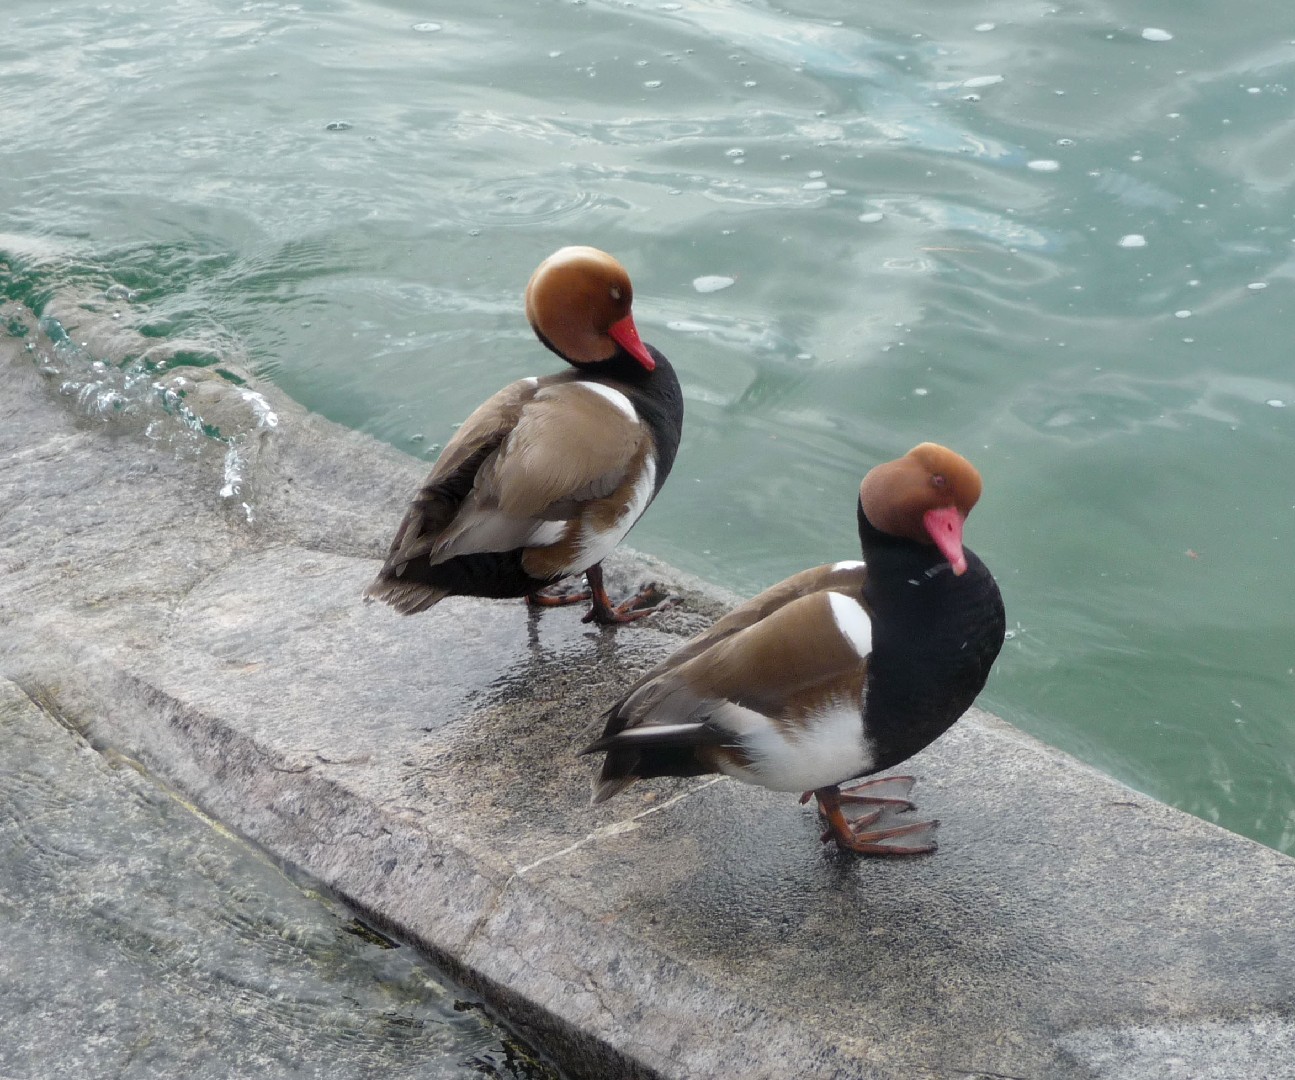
[366,246,684,625]
[582,443,1005,853]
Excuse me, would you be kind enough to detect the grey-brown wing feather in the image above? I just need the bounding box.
[371,378,541,578]
[372,377,647,582]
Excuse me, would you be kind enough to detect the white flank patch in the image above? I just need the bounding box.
[828,591,873,659]
[580,381,638,422]
[716,701,870,792]
[522,376,540,387]
[831,559,865,573]
[565,456,656,574]
[526,521,566,547]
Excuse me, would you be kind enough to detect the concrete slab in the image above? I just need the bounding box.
[0,664,550,1080]
[3,303,1294,1080]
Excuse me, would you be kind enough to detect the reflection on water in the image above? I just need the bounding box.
[1,0,1292,864]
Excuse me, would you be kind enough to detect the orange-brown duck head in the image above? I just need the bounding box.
[858,442,984,575]
[524,246,655,371]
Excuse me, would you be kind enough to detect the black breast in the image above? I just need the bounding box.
[859,545,1006,775]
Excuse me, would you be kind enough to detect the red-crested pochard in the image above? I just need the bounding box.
[366,246,684,624]
[582,443,1005,854]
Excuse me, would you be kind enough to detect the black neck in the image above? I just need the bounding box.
[855,499,1006,771]
[570,343,684,495]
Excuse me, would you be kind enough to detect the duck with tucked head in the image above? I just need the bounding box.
[582,443,1005,853]
[366,246,684,624]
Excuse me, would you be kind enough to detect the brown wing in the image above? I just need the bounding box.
[611,561,869,709]
[425,380,646,569]
[368,377,542,581]
[484,381,646,518]
[585,583,873,802]
[612,584,871,728]
[369,376,648,596]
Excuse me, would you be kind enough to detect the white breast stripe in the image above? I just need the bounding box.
[831,560,866,573]
[580,381,638,421]
[828,591,873,659]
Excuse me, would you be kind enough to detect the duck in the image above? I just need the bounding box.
[581,443,1005,854]
[366,246,684,625]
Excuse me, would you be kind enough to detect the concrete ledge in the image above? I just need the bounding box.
[4,305,1295,1080]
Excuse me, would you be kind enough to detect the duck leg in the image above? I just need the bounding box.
[525,584,592,609]
[812,785,939,856]
[580,563,675,625]
[799,774,917,811]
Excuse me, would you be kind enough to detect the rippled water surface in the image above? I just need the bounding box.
[2,0,1293,872]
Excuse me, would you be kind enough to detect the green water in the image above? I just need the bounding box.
[2,0,1293,868]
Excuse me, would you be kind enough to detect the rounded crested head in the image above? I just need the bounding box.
[858,443,984,574]
[524,246,655,370]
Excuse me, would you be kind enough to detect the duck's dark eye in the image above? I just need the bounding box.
[931,474,946,488]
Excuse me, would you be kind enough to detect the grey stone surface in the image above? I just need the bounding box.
[0,672,548,1080]
[3,304,1295,1080]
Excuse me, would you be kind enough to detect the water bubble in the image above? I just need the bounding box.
[412,21,442,32]
[807,170,824,178]
[1247,281,1268,290]
[974,22,995,32]
[963,75,1004,88]
[643,80,662,89]
[324,120,352,131]
[1247,86,1262,94]
[962,93,981,102]
[1266,399,1287,408]
[858,211,884,223]
[1056,138,1075,146]
[1141,28,1173,42]
[1027,159,1060,172]
[725,147,745,158]
[913,387,929,396]
[692,275,735,293]
[1175,310,1192,318]
[1118,234,1147,248]
[802,180,828,190]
